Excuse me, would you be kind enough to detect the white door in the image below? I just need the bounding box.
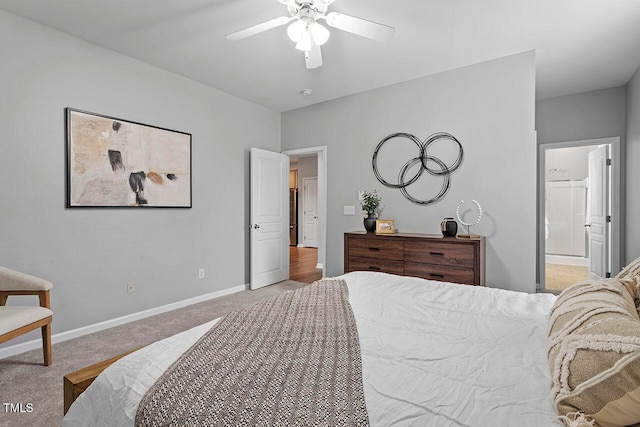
[587,145,609,279]
[250,148,289,289]
[302,177,318,248]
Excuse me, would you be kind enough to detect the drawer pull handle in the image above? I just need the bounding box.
[429,273,445,279]
[368,266,381,271]
[368,247,381,252]
[429,252,445,257]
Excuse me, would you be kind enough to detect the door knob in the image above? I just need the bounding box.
[253,224,260,229]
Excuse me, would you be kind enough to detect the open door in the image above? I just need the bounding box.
[587,145,609,279]
[302,177,318,248]
[250,148,290,290]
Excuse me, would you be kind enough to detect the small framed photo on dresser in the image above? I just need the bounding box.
[376,219,395,234]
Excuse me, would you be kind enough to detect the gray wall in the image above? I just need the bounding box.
[536,87,627,145]
[0,10,281,347]
[626,66,640,263]
[282,52,537,292]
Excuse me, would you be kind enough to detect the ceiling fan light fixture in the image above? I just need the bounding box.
[310,22,330,46]
[226,0,395,69]
[287,19,305,42]
[295,29,312,51]
[289,19,329,51]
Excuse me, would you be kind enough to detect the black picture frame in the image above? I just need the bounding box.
[65,108,192,208]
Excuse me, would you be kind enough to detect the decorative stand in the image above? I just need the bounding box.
[455,199,482,238]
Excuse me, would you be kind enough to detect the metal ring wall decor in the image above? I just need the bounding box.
[372,132,464,205]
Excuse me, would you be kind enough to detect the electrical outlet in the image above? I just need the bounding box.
[198,268,205,279]
[127,282,135,294]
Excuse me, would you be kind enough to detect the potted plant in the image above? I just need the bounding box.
[361,190,382,233]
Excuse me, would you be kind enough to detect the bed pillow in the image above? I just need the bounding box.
[547,278,640,427]
[616,256,640,280]
[616,256,640,314]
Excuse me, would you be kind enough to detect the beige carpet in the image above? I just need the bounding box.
[0,280,308,427]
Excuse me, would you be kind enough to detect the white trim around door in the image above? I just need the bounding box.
[282,146,327,275]
[537,137,622,291]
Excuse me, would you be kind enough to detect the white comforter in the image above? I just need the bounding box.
[63,272,562,426]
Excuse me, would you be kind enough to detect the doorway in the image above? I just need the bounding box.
[537,137,621,292]
[283,146,327,283]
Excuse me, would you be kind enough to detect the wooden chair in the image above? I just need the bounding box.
[0,267,53,366]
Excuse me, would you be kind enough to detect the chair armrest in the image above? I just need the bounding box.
[0,267,53,292]
[0,290,50,308]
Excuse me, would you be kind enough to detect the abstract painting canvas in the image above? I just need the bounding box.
[66,108,192,208]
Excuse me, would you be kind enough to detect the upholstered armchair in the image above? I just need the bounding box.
[0,267,53,366]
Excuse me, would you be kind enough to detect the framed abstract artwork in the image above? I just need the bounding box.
[66,108,192,208]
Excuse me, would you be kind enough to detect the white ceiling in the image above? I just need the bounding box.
[1,0,640,112]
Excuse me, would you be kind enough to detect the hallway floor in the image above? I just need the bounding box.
[545,263,588,292]
[290,246,323,283]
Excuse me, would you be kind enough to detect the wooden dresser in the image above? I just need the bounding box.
[344,231,485,286]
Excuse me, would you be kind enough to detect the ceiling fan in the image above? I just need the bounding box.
[225,0,395,69]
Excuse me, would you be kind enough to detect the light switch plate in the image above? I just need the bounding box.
[343,205,355,215]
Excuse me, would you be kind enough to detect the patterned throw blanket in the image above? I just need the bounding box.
[135,278,369,427]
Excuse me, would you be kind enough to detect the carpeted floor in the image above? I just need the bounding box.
[0,280,308,427]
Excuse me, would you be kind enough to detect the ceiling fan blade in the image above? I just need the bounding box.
[305,42,323,69]
[225,16,293,41]
[324,12,395,42]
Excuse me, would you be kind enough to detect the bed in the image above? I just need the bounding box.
[62,271,567,426]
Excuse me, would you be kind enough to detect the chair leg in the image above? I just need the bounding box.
[41,323,52,366]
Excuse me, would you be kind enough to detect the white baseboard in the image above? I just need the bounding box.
[0,284,247,361]
[296,244,321,250]
[545,254,589,267]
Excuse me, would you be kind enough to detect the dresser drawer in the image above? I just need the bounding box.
[404,262,475,285]
[404,241,475,268]
[348,238,404,261]
[348,256,404,275]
